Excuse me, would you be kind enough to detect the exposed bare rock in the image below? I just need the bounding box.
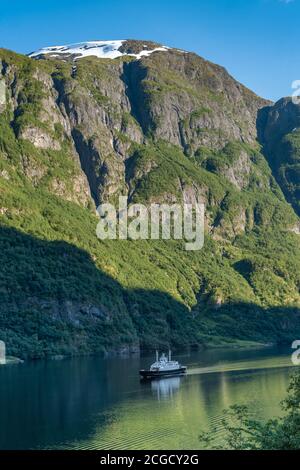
[72,173,93,208]
[221,150,251,189]
[20,126,61,150]
[289,222,300,235]
[21,154,47,184]
[0,79,6,112]
[0,169,9,180]
[0,42,299,359]
[258,98,300,216]
[21,297,111,325]
[181,182,208,205]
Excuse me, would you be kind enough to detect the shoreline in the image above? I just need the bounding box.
[2,340,285,365]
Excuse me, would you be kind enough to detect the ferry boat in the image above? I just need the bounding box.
[139,351,187,379]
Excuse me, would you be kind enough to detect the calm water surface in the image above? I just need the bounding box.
[0,347,296,449]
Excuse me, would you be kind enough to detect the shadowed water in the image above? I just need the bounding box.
[0,347,296,449]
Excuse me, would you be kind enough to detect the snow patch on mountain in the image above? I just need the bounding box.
[28,40,169,61]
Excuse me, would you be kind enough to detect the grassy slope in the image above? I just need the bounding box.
[0,49,299,358]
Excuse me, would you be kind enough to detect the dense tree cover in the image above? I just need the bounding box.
[199,371,300,449]
[0,49,299,358]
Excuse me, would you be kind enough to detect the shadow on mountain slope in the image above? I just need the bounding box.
[0,225,299,359]
[257,101,300,217]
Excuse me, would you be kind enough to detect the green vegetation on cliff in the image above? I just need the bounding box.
[0,45,299,358]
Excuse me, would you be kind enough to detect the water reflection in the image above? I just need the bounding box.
[151,376,182,400]
[0,347,295,449]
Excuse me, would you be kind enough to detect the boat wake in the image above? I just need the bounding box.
[187,355,295,376]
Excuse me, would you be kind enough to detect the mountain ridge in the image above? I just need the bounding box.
[28,39,171,61]
[0,40,299,358]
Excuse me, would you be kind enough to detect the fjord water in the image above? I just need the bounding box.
[0,347,296,450]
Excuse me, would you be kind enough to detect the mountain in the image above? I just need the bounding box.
[0,40,299,359]
[258,97,300,217]
[28,39,170,61]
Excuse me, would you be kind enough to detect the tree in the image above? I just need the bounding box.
[199,372,300,450]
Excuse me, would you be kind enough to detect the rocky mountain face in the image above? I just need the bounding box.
[0,40,299,358]
[258,98,300,216]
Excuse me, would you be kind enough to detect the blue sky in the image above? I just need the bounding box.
[0,0,298,101]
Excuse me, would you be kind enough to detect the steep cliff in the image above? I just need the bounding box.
[259,98,300,216]
[0,41,299,358]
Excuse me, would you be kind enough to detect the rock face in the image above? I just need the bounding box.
[0,42,271,208]
[0,79,6,111]
[21,41,270,206]
[0,41,299,359]
[19,126,61,150]
[28,39,169,61]
[259,98,300,215]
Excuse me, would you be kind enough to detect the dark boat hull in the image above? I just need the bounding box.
[139,367,187,379]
